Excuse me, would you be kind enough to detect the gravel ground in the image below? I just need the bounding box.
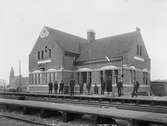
[0,109,95,126]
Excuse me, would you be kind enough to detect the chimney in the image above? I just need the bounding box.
[87,30,95,43]
[136,27,140,32]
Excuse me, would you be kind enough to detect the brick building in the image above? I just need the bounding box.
[29,26,150,95]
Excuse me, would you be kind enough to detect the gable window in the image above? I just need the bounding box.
[140,46,142,56]
[38,51,40,60]
[49,49,51,58]
[137,44,140,56]
[41,50,44,59]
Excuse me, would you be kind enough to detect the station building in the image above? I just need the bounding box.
[29,26,150,95]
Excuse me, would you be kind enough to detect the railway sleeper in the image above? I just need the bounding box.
[94,116,117,125]
[61,111,82,122]
[40,109,61,118]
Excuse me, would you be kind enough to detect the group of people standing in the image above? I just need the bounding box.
[48,80,64,94]
[48,79,76,96]
[48,79,140,97]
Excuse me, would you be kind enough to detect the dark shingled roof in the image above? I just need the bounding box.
[78,31,139,61]
[45,26,87,54]
[44,26,141,61]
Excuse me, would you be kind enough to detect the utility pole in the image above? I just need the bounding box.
[19,60,22,91]
[121,56,124,82]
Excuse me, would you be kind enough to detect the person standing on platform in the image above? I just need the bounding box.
[48,81,53,94]
[83,82,87,95]
[59,80,64,94]
[54,80,58,94]
[70,79,75,96]
[131,80,140,97]
[94,83,98,94]
[135,81,140,96]
[87,80,91,95]
[101,79,105,95]
[117,81,123,97]
[79,82,83,94]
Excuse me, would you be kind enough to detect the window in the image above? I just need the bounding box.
[38,74,40,84]
[143,72,148,85]
[140,46,142,56]
[137,44,142,56]
[114,70,118,84]
[137,44,140,56]
[41,50,44,59]
[49,72,51,82]
[35,74,37,84]
[38,51,40,60]
[49,49,51,58]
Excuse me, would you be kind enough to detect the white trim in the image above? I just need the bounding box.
[29,70,42,74]
[76,68,92,72]
[38,59,52,64]
[99,65,118,70]
[47,68,58,72]
[134,56,144,62]
[28,84,48,87]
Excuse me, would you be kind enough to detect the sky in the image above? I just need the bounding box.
[0,0,167,83]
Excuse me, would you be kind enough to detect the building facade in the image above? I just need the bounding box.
[29,26,150,95]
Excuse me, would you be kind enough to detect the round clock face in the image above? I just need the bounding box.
[40,27,49,38]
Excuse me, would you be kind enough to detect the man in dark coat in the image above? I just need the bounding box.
[48,81,53,94]
[131,80,140,97]
[79,82,83,94]
[54,80,58,94]
[70,80,75,96]
[59,80,64,94]
[87,80,91,95]
[94,83,98,94]
[101,79,105,95]
[117,81,123,97]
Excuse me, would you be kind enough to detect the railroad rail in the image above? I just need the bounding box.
[1,92,167,105]
[0,113,52,126]
[1,92,167,114]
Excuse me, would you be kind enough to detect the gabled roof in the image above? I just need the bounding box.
[78,31,139,61]
[45,26,87,54]
[30,26,145,62]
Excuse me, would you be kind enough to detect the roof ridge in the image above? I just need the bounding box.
[45,26,87,41]
[96,31,137,41]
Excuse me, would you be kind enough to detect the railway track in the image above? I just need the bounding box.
[0,113,52,126]
[1,92,167,114]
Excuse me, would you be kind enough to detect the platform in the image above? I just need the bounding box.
[0,98,167,125]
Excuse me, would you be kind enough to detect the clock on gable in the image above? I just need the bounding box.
[40,27,49,38]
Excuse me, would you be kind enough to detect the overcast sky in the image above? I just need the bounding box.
[0,0,167,83]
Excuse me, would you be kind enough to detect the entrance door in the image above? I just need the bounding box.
[105,70,112,92]
[81,72,87,83]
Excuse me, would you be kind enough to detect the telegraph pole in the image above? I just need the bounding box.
[19,60,22,91]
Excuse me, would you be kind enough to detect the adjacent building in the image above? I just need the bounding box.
[29,26,150,95]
